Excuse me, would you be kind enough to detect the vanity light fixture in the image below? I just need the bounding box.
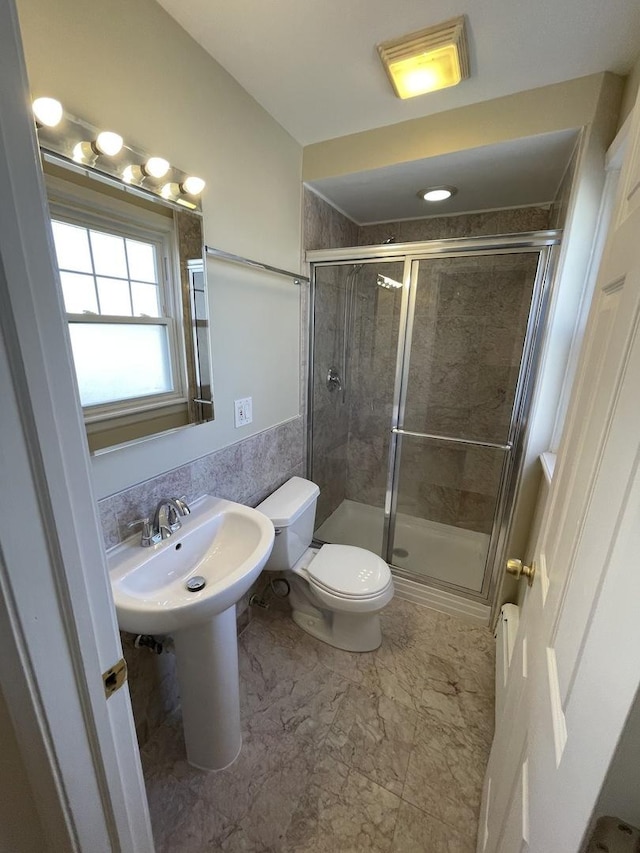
[144,156,170,179]
[377,16,470,100]
[73,130,124,165]
[418,186,457,202]
[182,176,206,196]
[162,176,206,198]
[33,99,204,212]
[32,97,63,128]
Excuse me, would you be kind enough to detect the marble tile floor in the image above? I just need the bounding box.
[141,598,495,852]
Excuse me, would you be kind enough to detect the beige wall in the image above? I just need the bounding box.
[303,73,619,182]
[619,51,640,129]
[16,0,303,498]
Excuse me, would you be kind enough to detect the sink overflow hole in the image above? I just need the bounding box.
[175,543,182,550]
[186,576,206,592]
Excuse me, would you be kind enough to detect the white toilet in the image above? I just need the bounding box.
[257,477,394,652]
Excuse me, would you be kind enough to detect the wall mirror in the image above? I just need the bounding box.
[36,149,214,454]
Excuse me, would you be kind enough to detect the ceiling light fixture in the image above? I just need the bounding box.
[418,186,457,202]
[32,97,63,128]
[377,16,469,100]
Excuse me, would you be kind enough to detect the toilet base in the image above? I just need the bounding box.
[291,607,382,652]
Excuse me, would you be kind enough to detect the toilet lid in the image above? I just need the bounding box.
[307,544,391,597]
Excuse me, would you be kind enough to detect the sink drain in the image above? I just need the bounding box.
[393,547,409,558]
[186,576,206,592]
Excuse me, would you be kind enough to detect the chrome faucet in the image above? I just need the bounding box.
[153,497,191,540]
[128,497,191,547]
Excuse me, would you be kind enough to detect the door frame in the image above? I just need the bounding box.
[0,3,154,849]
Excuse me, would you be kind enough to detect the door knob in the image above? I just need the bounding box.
[506,558,536,587]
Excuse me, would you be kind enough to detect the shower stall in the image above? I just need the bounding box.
[306,232,560,617]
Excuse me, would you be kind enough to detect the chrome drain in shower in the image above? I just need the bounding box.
[393,547,409,558]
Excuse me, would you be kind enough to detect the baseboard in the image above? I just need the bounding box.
[392,573,491,626]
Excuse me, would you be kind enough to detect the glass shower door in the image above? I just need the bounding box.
[310,261,406,557]
[388,251,542,594]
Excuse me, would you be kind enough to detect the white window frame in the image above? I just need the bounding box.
[46,174,189,424]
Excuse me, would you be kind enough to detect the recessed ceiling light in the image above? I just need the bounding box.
[377,17,470,100]
[418,186,457,202]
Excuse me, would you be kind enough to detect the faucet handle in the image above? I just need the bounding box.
[172,496,191,515]
[127,517,161,547]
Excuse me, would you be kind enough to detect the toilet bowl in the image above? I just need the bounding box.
[257,477,393,652]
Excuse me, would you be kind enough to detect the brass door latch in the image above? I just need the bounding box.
[102,658,127,699]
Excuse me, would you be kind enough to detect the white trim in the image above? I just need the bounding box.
[0,4,153,850]
[548,121,629,451]
[392,573,490,625]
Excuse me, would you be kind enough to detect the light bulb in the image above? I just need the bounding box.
[181,176,205,196]
[161,182,180,200]
[32,97,63,128]
[73,141,96,164]
[144,157,170,178]
[123,165,143,184]
[418,186,457,202]
[94,131,123,156]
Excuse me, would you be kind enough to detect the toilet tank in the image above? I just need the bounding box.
[257,477,320,572]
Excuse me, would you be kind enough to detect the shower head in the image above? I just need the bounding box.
[377,273,402,290]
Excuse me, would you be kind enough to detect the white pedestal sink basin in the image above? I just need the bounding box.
[108,495,274,771]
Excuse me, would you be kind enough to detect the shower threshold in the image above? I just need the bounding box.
[315,499,489,593]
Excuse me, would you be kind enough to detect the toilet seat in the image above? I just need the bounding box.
[306,544,391,599]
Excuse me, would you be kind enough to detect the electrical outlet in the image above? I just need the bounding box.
[234,397,253,427]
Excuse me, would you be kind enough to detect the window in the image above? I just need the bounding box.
[48,187,187,427]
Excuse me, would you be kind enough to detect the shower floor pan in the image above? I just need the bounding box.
[315,499,489,593]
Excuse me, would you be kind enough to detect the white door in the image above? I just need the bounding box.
[0,3,154,850]
[479,94,640,853]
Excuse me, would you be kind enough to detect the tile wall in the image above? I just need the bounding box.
[304,191,552,537]
[303,190,359,525]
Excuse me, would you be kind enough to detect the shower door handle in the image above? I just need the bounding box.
[326,367,342,393]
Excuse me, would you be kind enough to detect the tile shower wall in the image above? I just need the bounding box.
[304,193,552,541]
[349,208,550,534]
[395,253,540,534]
[99,416,304,747]
[359,206,552,245]
[343,263,404,513]
[303,189,359,525]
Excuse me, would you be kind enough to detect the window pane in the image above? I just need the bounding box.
[68,323,173,406]
[126,239,157,283]
[96,277,132,316]
[90,230,127,278]
[51,221,93,273]
[59,271,98,314]
[131,281,161,317]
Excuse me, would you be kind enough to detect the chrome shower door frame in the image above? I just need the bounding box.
[307,231,561,610]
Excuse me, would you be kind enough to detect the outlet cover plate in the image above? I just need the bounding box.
[234,397,252,427]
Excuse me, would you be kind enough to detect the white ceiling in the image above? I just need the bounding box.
[155,0,639,222]
[155,0,640,146]
[308,130,579,224]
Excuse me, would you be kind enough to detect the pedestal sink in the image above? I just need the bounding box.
[108,495,274,771]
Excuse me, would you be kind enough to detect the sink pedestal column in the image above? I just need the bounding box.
[173,605,242,771]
